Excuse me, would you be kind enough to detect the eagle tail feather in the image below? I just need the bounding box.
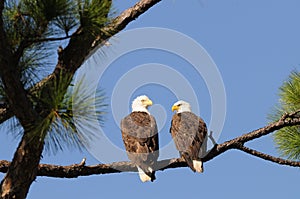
[181,152,196,172]
[193,160,203,173]
[137,166,156,182]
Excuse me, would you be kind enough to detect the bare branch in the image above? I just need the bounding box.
[208,131,217,145]
[79,158,86,166]
[235,145,300,167]
[1,112,300,178]
[201,110,300,162]
[28,35,72,43]
[0,158,186,179]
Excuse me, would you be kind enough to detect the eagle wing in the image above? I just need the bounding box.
[121,112,159,170]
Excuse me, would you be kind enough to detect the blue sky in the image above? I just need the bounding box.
[1,0,300,198]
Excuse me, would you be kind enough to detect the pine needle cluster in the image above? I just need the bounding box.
[0,0,112,153]
[269,71,300,160]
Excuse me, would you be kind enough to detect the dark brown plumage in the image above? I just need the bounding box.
[121,111,159,181]
[170,111,207,172]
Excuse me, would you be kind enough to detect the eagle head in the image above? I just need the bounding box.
[132,95,153,113]
[172,100,192,113]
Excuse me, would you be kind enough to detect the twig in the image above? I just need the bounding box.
[208,131,217,145]
[235,145,300,167]
[27,35,72,43]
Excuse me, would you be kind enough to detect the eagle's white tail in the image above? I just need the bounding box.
[193,160,203,173]
[137,167,151,182]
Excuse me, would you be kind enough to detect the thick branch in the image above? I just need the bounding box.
[0,131,44,198]
[109,0,161,32]
[1,112,300,178]
[0,158,186,178]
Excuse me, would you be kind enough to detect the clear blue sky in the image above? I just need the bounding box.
[1,0,300,198]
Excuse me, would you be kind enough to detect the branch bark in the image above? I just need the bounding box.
[1,111,299,179]
[0,132,44,198]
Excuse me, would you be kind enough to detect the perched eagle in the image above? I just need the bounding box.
[121,95,159,182]
[170,100,207,173]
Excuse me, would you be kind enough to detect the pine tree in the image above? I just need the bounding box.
[0,0,111,198]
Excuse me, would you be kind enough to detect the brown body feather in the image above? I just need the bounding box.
[121,112,159,181]
[170,112,207,172]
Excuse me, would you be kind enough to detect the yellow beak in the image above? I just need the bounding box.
[144,99,153,107]
[172,105,179,112]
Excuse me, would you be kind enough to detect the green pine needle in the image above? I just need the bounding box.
[1,0,111,154]
[77,0,112,35]
[42,76,107,154]
[269,71,300,160]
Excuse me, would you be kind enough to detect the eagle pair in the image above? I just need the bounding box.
[121,95,207,182]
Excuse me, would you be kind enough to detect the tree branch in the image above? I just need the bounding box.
[0,158,186,178]
[28,35,72,43]
[235,145,300,167]
[1,111,300,178]
[203,109,300,162]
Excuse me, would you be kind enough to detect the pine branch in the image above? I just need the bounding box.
[1,111,300,178]
[0,0,162,126]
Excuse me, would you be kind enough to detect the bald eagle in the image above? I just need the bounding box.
[170,100,207,173]
[121,95,159,182]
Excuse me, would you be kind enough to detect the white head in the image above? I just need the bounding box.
[131,95,153,114]
[171,100,192,113]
